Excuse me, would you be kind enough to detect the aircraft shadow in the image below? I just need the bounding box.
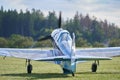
[1,72,120,79]
[1,73,70,79]
[76,71,120,75]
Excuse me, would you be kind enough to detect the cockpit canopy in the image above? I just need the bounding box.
[51,28,72,42]
[58,32,72,42]
[51,29,73,56]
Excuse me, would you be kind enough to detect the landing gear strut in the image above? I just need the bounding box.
[27,59,32,74]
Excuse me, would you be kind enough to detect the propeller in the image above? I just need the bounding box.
[38,11,62,41]
[58,11,61,28]
[38,35,52,41]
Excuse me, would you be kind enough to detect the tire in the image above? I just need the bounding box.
[91,63,97,72]
[27,64,32,74]
[72,72,75,77]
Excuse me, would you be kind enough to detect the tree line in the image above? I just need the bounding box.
[0,6,120,48]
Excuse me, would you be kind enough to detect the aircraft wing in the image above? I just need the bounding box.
[0,48,69,61]
[75,47,120,61]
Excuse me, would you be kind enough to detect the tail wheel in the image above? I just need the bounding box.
[91,63,97,72]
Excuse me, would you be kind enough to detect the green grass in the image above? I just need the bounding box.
[0,56,120,80]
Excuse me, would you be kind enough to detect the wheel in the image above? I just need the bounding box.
[72,72,75,77]
[91,63,97,72]
[27,64,32,74]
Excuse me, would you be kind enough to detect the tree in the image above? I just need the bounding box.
[0,7,120,47]
[0,37,8,47]
[46,11,57,29]
[31,9,45,39]
[8,34,33,48]
[90,20,104,43]
[109,39,120,47]
[76,37,91,47]
[92,42,104,47]
[35,40,52,47]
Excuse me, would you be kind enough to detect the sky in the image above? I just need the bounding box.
[0,0,120,27]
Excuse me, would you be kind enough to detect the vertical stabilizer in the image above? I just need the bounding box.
[71,33,76,72]
[72,33,76,56]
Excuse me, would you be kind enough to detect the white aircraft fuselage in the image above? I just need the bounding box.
[51,28,76,74]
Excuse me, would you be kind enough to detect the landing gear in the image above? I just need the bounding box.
[71,72,75,77]
[27,59,32,74]
[91,60,99,72]
[91,62,97,72]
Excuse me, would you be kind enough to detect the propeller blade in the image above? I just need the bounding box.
[38,12,61,41]
[58,11,62,28]
[38,35,52,41]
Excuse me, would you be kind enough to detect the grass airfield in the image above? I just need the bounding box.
[0,56,120,80]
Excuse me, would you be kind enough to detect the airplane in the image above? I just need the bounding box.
[0,12,120,76]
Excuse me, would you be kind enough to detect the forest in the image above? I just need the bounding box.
[0,6,120,48]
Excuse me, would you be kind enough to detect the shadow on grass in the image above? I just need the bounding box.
[1,73,70,79]
[76,72,120,75]
[1,72,120,79]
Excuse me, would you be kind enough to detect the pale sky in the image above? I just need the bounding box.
[0,0,120,27]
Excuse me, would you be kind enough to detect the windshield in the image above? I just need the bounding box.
[57,32,72,56]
